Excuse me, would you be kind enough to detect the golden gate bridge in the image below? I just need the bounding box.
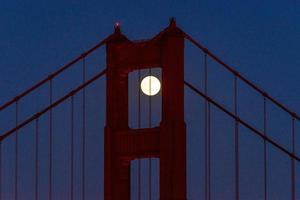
[0,19,298,199]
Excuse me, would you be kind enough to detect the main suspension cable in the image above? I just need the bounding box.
[0,69,106,142]
[0,38,108,113]
[183,32,300,121]
[184,81,300,162]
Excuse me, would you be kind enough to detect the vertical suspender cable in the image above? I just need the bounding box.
[204,53,208,200]
[71,96,74,200]
[82,57,86,200]
[35,118,39,200]
[0,140,1,200]
[148,68,152,200]
[263,97,267,200]
[291,118,295,200]
[137,69,141,200]
[15,101,19,200]
[234,75,240,200]
[207,102,211,200]
[49,79,53,200]
[0,141,2,200]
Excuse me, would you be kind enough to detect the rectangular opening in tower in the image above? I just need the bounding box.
[130,158,160,200]
[128,68,162,129]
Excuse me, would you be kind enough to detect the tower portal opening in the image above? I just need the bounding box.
[130,158,160,200]
[128,68,162,129]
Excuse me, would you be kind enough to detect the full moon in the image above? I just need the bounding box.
[140,76,161,96]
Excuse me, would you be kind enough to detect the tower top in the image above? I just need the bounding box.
[114,22,121,34]
[169,17,176,27]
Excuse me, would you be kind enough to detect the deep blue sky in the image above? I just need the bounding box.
[0,0,299,111]
[0,1,300,200]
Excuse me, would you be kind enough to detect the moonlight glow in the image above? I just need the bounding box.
[140,76,161,96]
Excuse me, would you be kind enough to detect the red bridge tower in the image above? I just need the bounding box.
[104,19,187,200]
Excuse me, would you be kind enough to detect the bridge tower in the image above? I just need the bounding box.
[104,19,187,200]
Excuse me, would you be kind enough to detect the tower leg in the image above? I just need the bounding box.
[160,122,187,200]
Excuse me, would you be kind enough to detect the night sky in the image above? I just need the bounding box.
[0,1,300,200]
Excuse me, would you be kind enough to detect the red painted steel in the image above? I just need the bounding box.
[104,19,187,200]
[0,19,298,200]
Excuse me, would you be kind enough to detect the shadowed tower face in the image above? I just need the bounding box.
[104,19,187,200]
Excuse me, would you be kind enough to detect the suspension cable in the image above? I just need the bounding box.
[148,68,152,200]
[15,101,19,200]
[0,38,108,113]
[183,32,300,121]
[82,57,86,200]
[35,118,39,200]
[71,96,74,200]
[0,141,1,200]
[207,102,211,200]
[291,118,295,200]
[234,75,240,200]
[137,68,141,200]
[184,81,300,162]
[49,79,53,200]
[185,81,300,200]
[0,69,106,142]
[263,97,267,200]
[204,52,208,200]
